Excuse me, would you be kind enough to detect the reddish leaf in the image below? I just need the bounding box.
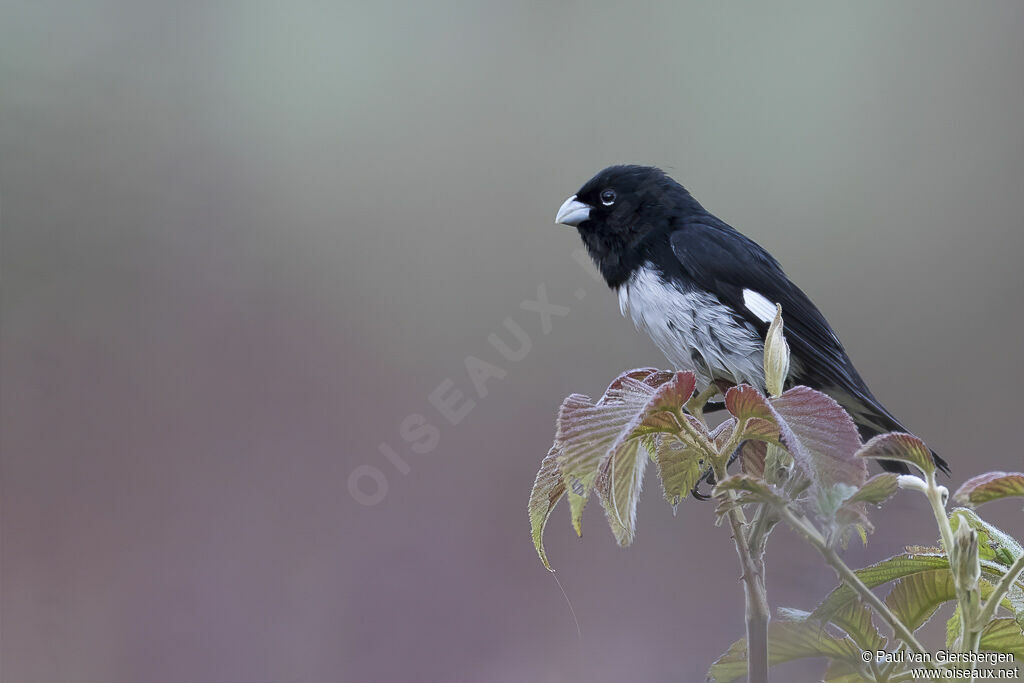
[770,385,866,494]
[725,384,774,422]
[856,433,935,476]
[953,472,1024,507]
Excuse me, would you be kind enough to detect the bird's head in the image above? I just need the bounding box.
[555,165,703,287]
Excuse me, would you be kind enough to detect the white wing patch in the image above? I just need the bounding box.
[742,289,777,324]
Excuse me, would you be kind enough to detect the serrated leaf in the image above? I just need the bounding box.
[553,369,702,539]
[555,374,662,534]
[953,471,1024,507]
[710,418,737,449]
[595,438,647,546]
[979,618,1024,659]
[847,473,901,506]
[771,386,866,495]
[740,440,768,478]
[713,474,787,510]
[812,553,950,622]
[725,384,775,422]
[946,605,962,649]
[645,370,697,413]
[744,417,782,444]
[706,620,865,683]
[884,569,956,632]
[528,447,566,570]
[827,599,886,652]
[857,432,935,476]
[949,508,1023,568]
[652,434,706,510]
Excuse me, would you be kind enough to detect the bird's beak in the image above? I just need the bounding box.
[555,195,591,227]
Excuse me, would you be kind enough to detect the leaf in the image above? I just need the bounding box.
[706,619,865,683]
[946,605,962,649]
[979,618,1024,659]
[740,440,768,478]
[770,386,866,494]
[827,599,886,652]
[847,473,901,507]
[555,371,665,534]
[528,447,566,570]
[725,384,775,422]
[856,432,935,476]
[644,370,697,414]
[710,418,737,449]
[949,508,1023,568]
[651,434,706,511]
[884,569,956,632]
[744,417,782,444]
[713,474,786,507]
[953,471,1024,507]
[595,438,647,546]
[812,553,950,623]
[554,369,700,539]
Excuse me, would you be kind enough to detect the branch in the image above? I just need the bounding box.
[715,460,769,683]
[778,506,935,663]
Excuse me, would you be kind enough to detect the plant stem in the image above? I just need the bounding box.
[685,383,721,424]
[922,471,979,680]
[777,507,934,661]
[715,460,770,683]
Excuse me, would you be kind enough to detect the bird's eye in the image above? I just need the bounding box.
[600,189,616,206]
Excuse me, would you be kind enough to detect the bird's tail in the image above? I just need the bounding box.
[834,389,949,476]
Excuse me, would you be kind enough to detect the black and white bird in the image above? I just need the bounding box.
[555,164,948,475]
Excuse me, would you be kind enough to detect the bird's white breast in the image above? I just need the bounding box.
[618,265,766,391]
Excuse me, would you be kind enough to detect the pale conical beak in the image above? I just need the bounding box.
[555,195,591,227]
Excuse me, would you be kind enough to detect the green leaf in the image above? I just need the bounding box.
[979,618,1024,659]
[943,581,1021,648]
[953,471,1024,507]
[946,605,962,649]
[856,432,935,476]
[743,417,782,444]
[706,619,865,683]
[528,447,566,570]
[884,569,956,632]
[827,599,886,652]
[847,473,901,506]
[651,434,705,511]
[812,553,950,622]
[949,508,1023,568]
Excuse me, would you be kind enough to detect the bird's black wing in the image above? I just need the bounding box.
[667,220,950,475]
[668,220,866,395]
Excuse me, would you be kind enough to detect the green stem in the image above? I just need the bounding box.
[922,470,979,679]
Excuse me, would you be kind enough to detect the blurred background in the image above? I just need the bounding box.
[3,2,1023,681]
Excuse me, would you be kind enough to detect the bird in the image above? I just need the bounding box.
[555,164,948,475]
